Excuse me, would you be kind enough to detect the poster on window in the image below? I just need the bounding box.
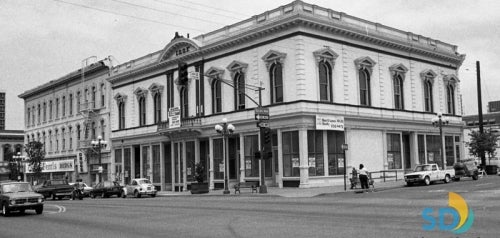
[219,162,225,173]
[308,157,316,167]
[338,158,344,168]
[387,153,394,163]
[245,160,251,170]
[315,115,344,131]
[428,153,434,162]
[292,157,300,168]
[168,107,181,128]
[187,167,191,176]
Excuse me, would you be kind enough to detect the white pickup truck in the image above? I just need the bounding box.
[404,164,455,186]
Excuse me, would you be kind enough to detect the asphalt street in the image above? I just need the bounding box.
[1,176,499,238]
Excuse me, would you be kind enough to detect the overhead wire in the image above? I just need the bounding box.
[52,0,206,33]
[110,0,228,26]
[180,0,248,18]
[152,0,245,21]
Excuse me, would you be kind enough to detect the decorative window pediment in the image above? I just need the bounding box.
[389,63,408,81]
[227,61,248,77]
[420,69,437,84]
[113,93,128,103]
[313,48,339,67]
[205,67,225,85]
[148,83,164,97]
[262,50,287,71]
[443,74,459,85]
[134,87,148,99]
[354,56,376,74]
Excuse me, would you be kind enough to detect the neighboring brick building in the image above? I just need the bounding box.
[105,0,465,190]
[0,91,5,130]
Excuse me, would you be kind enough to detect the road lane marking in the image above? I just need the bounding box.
[475,182,493,186]
[44,204,66,214]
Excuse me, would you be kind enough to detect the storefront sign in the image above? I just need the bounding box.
[338,158,344,168]
[219,162,225,173]
[315,115,344,131]
[245,160,251,170]
[308,157,316,167]
[168,107,181,128]
[428,153,434,162]
[387,153,394,163]
[25,159,75,174]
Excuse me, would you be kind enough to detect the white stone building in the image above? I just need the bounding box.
[107,0,465,190]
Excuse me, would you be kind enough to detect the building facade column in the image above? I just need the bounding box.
[238,134,245,182]
[298,128,310,188]
[209,137,214,190]
[277,129,283,188]
[160,141,165,191]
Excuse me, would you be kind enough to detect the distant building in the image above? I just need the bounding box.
[0,130,24,181]
[0,91,5,130]
[18,60,111,185]
[488,100,500,113]
[463,103,500,162]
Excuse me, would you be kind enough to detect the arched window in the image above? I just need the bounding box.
[62,96,66,117]
[180,87,188,118]
[76,91,81,112]
[138,97,146,126]
[55,98,59,119]
[393,75,404,110]
[92,86,97,108]
[270,62,283,104]
[447,84,455,115]
[37,104,41,124]
[234,71,246,110]
[359,69,371,106]
[154,93,161,123]
[32,106,35,126]
[211,78,222,113]
[424,80,433,112]
[318,61,333,102]
[49,100,53,120]
[420,70,437,113]
[118,102,125,129]
[43,102,46,122]
[69,94,73,115]
[27,108,30,126]
[100,83,105,108]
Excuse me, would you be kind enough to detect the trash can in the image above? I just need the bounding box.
[485,165,498,175]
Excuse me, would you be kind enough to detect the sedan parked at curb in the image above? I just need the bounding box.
[90,181,123,198]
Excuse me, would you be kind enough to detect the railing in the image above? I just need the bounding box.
[350,170,400,182]
[157,117,201,131]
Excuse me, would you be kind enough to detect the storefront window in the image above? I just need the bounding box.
[308,130,324,176]
[426,135,442,168]
[152,145,161,183]
[185,142,195,182]
[283,131,300,177]
[142,146,150,180]
[213,139,223,180]
[244,135,259,177]
[124,148,131,185]
[445,136,454,167]
[418,135,425,165]
[327,131,344,175]
[387,133,402,169]
[115,149,122,182]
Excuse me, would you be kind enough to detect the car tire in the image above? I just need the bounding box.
[150,194,156,198]
[134,190,141,198]
[424,176,431,186]
[52,193,57,200]
[91,192,96,199]
[472,174,479,180]
[19,209,25,214]
[1,203,10,217]
[444,175,451,183]
[117,191,122,198]
[453,177,460,181]
[35,206,43,215]
[406,182,413,187]
[102,192,107,198]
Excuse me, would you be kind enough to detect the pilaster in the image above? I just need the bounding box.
[295,36,307,99]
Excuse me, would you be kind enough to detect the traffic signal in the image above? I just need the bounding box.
[261,127,272,158]
[178,62,188,85]
[264,127,272,145]
[254,151,261,159]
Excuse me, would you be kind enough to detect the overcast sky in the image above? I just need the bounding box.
[1,0,499,130]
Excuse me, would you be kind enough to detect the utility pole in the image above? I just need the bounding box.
[476,61,486,167]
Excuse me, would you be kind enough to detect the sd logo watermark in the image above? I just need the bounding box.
[422,192,474,234]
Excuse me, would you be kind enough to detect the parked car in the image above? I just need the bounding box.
[122,178,157,198]
[90,181,123,198]
[34,179,74,200]
[453,161,479,181]
[404,163,455,186]
[0,181,44,216]
[69,182,93,198]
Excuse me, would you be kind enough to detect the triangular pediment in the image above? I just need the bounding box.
[261,50,287,62]
[389,64,408,74]
[226,60,248,72]
[420,69,437,79]
[158,34,200,62]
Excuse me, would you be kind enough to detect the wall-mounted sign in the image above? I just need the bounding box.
[25,159,75,174]
[316,115,344,131]
[308,157,316,168]
[168,107,181,128]
[292,157,300,168]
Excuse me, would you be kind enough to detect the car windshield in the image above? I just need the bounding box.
[415,165,431,172]
[1,183,34,193]
[138,179,152,185]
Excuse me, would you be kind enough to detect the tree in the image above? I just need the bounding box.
[24,141,45,183]
[468,129,499,166]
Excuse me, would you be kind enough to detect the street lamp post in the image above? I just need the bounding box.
[341,144,348,191]
[91,135,107,183]
[215,118,235,195]
[431,112,449,169]
[12,152,26,182]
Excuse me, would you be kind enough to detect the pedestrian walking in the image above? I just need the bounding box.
[358,164,369,191]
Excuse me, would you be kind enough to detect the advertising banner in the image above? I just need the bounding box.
[168,107,181,128]
[25,159,75,174]
[315,115,344,131]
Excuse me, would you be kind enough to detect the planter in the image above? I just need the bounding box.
[190,182,209,194]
